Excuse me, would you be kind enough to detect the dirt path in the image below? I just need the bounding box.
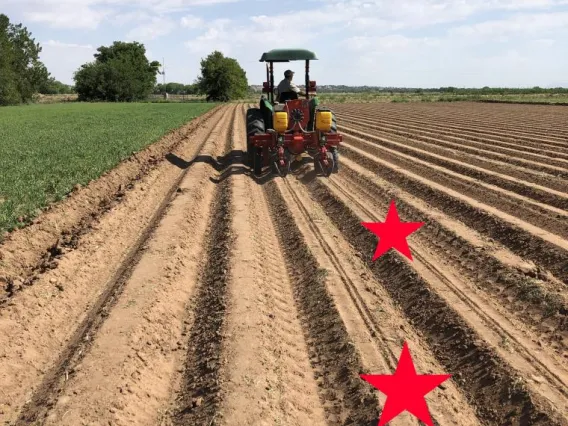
[201,106,327,425]
[1,101,567,426]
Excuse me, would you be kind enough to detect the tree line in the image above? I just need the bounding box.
[0,14,249,105]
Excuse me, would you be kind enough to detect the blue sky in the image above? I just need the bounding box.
[3,0,568,87]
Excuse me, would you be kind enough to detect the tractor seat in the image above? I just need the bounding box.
[278,91,298,103]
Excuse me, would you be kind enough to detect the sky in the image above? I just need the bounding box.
[3,0,568,88]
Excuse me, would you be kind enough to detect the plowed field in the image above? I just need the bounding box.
[0,102,566,426]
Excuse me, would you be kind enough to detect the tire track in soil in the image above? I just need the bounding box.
[300,175,567,426]
[36,107,239,426]
[340,142,568,285]
[263,180,380,425]
[3,104,237,425]
[276,174,482,426]
[211,108,328,425]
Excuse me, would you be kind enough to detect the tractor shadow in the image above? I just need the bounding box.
[165,151,323,185]
[166,151,246,183]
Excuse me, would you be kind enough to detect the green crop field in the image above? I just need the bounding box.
[0,102,216,235]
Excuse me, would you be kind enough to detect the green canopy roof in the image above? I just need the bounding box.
[259,49,318,62]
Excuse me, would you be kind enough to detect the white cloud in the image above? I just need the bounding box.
[180,14,204,28]
[44,40,94,49]
[112,10,152,26]
[25,3,112,29]
[6,0,242,29]
[307,0,568,32]
[126,16,176,41]
[450,11,568,38]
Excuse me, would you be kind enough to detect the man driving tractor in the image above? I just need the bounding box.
[276,69,306,102]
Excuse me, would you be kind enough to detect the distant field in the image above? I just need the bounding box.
[0,102,216,234]
[40,91,568,105]
[316,92,568,104]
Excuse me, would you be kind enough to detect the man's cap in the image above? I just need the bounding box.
[284,69,294,77]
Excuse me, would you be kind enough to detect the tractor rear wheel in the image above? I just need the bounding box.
[246,107,265,169]
[254,146,263,176]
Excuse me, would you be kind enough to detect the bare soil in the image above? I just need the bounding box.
[1,101,567,426]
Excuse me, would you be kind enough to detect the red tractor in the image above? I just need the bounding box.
[246,49,342,177]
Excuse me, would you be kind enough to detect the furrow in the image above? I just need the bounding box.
[169,117,237,425]
[340,125,568,211]
[331,104,568,146]
[263,179,380,425]
[339,130,568,236]
[336,110,568,161]
[339,132,568,235]
[299,172,567,425]
[277,174,482,426]
[209,105,328,425]
[339,142,568,284]
[338,113,568,175]
[334,155,568,353]
[332,106,568,148]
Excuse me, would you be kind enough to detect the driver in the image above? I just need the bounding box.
[276,69,305,101]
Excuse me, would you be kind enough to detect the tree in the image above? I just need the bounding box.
[39,77,74,94]
[74,41,161,102]
[0,14,50,106]
[197,51,248,101]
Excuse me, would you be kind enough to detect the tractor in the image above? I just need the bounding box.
[246,49,342,177]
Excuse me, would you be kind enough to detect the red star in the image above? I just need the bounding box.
[361,342,451,426]
[361,200,424,261]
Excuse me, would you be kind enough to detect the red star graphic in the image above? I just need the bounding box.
[361,342,451,426]
[361,200,424,261]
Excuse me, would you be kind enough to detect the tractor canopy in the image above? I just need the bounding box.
[259,49,318,62]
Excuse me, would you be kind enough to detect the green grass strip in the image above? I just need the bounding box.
[0,102,216,234]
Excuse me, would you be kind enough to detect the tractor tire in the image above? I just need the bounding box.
[331,112,337,133]
[246,108,265,169]
[314,151,335,177]
[254,146,263,176]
